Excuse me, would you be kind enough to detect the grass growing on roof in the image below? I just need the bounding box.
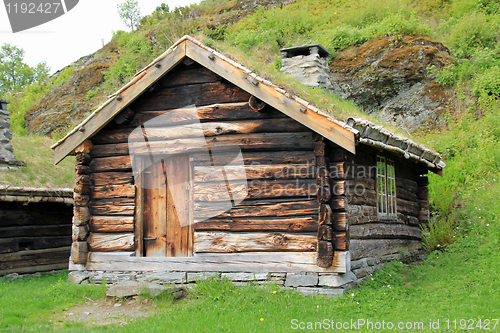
[0,135,74,188]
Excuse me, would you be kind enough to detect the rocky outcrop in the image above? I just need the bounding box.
[24,55,110,136]
[329,36,453,131]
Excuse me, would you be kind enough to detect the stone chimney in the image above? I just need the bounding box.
[280,44,333,90]
[0,98,25,170]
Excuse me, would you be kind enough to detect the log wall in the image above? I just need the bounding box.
[85,62,322,259]
[0,201,72,275]
[342,144,426,260]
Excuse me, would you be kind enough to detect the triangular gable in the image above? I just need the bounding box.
[51,36,357,164]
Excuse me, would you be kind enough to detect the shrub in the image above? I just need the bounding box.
[473,66,500,96]
[448,12,498,57]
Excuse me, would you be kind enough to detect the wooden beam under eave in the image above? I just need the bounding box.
[185,40,356,154]
[53,42,187,165]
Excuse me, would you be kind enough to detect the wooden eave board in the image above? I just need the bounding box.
[185,39,356,154]
[53,42,187,164]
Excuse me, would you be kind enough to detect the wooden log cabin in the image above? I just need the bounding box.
[51,36,445,280]
[0,187,73,275]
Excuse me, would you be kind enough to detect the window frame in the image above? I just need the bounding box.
[376,156,397,220]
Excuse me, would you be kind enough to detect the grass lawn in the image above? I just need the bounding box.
[1,226,499,332]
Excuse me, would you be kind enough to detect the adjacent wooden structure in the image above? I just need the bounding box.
[52,36,445,274]
[0,187,73,275]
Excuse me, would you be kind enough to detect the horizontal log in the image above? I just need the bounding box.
[76,153,91,166]
[346,189,377,206]
[0,224,71,238]
[194,231,317,253]
[74,206,90,225]
[346,178,376,191]
[419,210,430,222]
[349,223,422,239]
[90,156,132,172]
[71,242,87,265]
[194,216,318,232]
[130,103,287,128]
[417,176,429,186]
[396,187,419,202]
[333,232,349,250]
[99,118,307,144]
[336,162,377,180]
[191,150,314,166]
[194,164,314,182]
[90,185,135,200]
[332,212,348,232]
[316,241,334,268]
[0,263,69,276]
[160,67,218,88]
[88,233,134,252]
[328,196,347,211]
[73,193,90,207]
[329,149,346,162]
[0,209,72,227]
[0,247,71,270]
[75,165,90,175]
[128,132,315,156]
[194,179,317,201]
[85,251,350,273]
[72,225,89,241]
[418,187,429,200]
[396,178,418,194]
[91,172,134,186]
[397,198,420,217]
[0,239,19,254]
[349,239,422,260]
[249,95,266,111]
[89,216,135,233]
[89,204,135,216]
[194,199,318,219]
[131,81,251,112]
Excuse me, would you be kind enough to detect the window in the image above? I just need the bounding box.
[377,156,397,219]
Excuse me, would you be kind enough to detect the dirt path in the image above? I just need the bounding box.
[50,297,158,328]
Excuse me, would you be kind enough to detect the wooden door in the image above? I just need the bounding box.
[142,154,193,257]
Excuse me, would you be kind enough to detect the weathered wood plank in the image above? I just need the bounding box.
[130,103,287,128]
[0,225,72,238]
[87,233,134,252]
[91,172,134,186]
[194,216,318,232]
[192,150,314,166]
[128,132,315,156]
[90,185,135,200]
[397,198,420,217]
[194,232,317,253]
[346,189,378,207]
[396,178,418,193]
[0,263,69,276]
[89,204,135,216]
[349,239,422,260]
[0,247,71,270]
[72,225,89,241]
[194,199,318,219]
[194,179,317,201]
[349,223,422,239]
[131,81,251,112]
[160,67,218,88]
[194,164,314,182]
[89,216,135,233]
[85,251,350,273]
[333,232,349,250]
[71,242,87,265]
[95,118,307,144]
[90,156,132,172]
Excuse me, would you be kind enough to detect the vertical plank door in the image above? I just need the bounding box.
[143,154,192,257]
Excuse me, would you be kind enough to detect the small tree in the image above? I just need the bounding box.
[0,43,50,94]
[117,0,141,31]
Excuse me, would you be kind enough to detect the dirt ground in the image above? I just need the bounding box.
[50,297,158,328]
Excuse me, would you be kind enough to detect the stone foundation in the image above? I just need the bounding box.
[69,250,422,298]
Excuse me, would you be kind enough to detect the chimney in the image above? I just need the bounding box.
[280,44,333,90]
[0,99,25,170]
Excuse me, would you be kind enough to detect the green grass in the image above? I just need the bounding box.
[0,271,105,332]
[0,135,75,188]
[2,220,499,332]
